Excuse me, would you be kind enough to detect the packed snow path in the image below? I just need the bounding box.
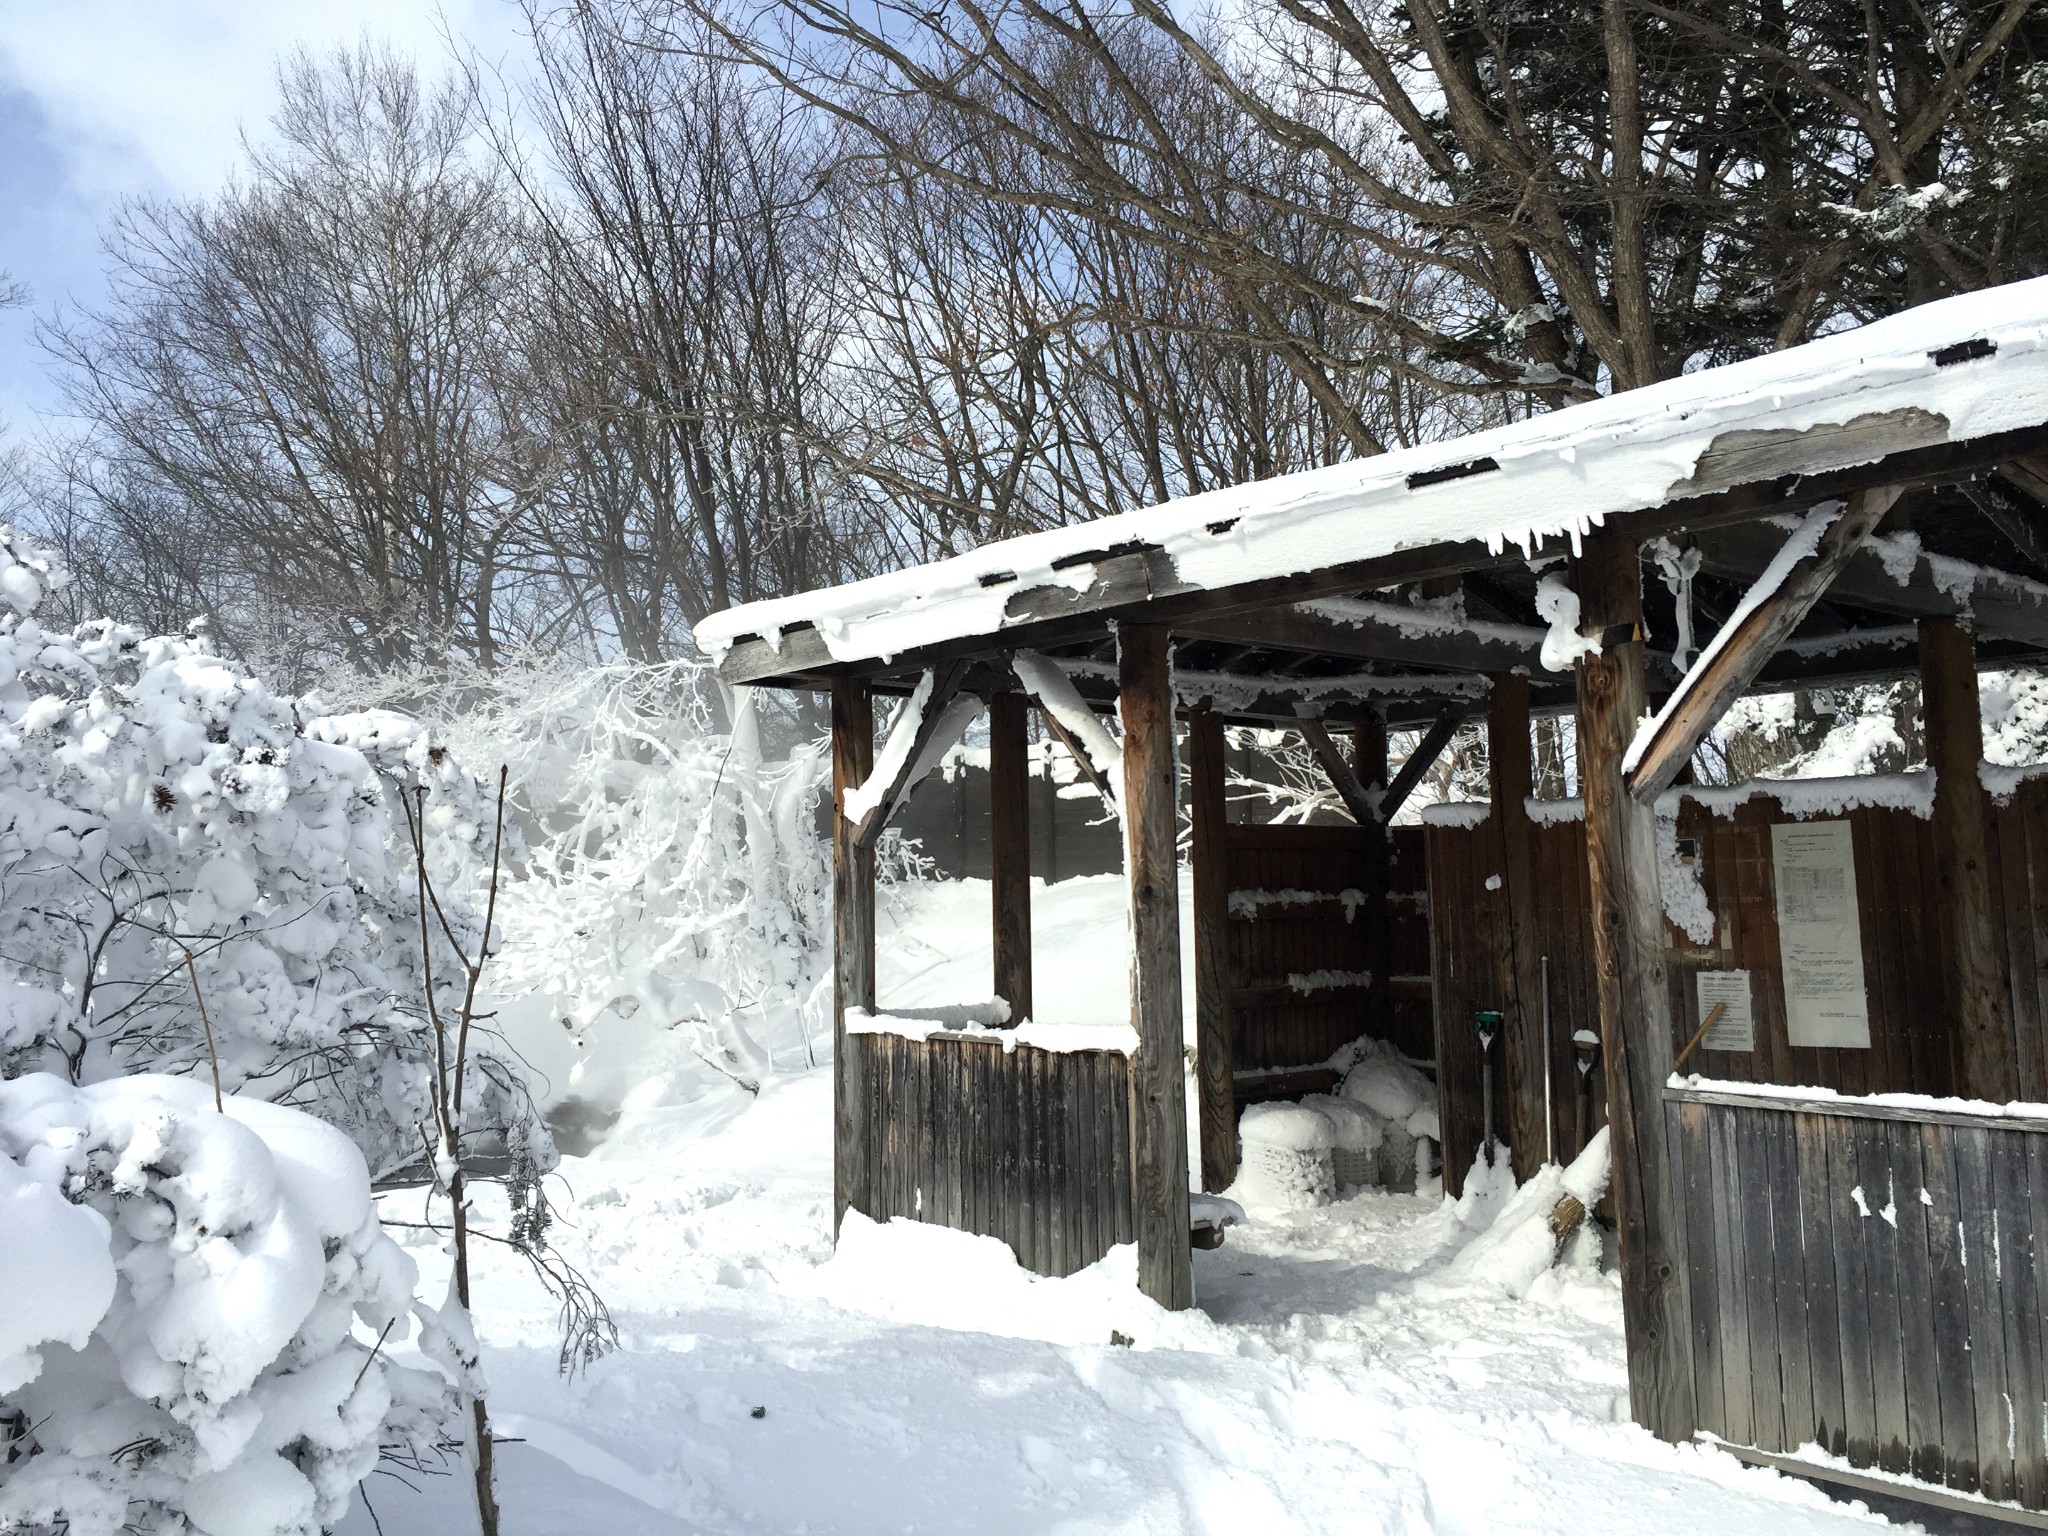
[344,1065,1938,1536]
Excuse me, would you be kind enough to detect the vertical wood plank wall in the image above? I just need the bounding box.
[1668,1088,2048,1509]
[1428,808,1600,1193]
[1224,822,1432,1078]
[857,1033,1137,1278]
[1428,776,2048,1190]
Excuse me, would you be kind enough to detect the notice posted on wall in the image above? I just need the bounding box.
[1694,970,1755,1053]
[1770,819,1872,1049]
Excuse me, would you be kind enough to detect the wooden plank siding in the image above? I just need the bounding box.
[1427,777,2048,1152]
[1667,1087,2048,1510]
[1224,822,1432,1080]
[856,1032,1137,1277]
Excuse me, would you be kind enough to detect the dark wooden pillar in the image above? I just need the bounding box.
[1188,708,1235,1193]
[1920,617,2019,1102]
[989,691,1034,1023]
[1120,624,1194,1308]
[831,678,876,1236]
[1574,531,1695,1441]
[1352,714,1392,1044]
[1489,675,1549,1178]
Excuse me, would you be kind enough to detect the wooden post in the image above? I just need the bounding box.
[1920,617,2019,1102]
[831,678,877,1237]
[1188,708,1236,1193]
[1574,531,1696,1441]
[1120,623,1194,1308]
[1352,714,1392,1044]
[1489,674,1549,1180]
[989,691,1034,1024]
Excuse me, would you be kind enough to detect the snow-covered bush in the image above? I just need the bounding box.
[319,652,833,1103]
[0,1072,448,1536]
[0,523,546,1179]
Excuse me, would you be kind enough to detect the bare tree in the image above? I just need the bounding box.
[44,46,559,672]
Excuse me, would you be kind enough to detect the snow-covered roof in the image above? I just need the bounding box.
[697,280,2048,681]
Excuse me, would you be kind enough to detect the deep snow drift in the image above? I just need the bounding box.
[335,877,1937,1536]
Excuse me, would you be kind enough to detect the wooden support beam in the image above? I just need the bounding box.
[1298,715,1382,825]
[1963,478,2048,580]
[1574,530,1696,1442]
[849,660,971,849]
[1627,487,1902,801]
[1120,623,1194,1309]
[1352,715,1392,1045]
[988,691,1033,1025]
[1920,618,2021,1103]
[1036,707,1118,807]
[1187,708,1236,1194]
[830,678,877,1236]
[1383,712,1460,821]
[1488,675,1549,1181]
[1693,504,2048,645]
[1175,602,1544,676]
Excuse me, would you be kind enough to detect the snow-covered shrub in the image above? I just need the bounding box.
[319,652,833,1104]
[0,1072,448,1536]
[0,523,545,1179]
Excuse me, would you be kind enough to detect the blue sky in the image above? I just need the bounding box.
[0,1,524,432]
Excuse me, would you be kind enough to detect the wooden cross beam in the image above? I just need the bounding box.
[1300,708,1459,825]
[849,659,971,849]
[1625,486,1902,801]
[1298,716,1382,825]
[1382,712,1460,822]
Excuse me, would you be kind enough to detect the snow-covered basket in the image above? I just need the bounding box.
[0,1073,447,1536]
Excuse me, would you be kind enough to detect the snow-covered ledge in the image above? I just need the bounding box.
[846,1005,1140,1057]
[1667,1075,2048,1132]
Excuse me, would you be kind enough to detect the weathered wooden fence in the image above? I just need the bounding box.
[856,1031,1135,1277]
[1667,1083,2048,1508]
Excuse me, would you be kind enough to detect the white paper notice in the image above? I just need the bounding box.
[1770,820,1871,1049]
[1695,970,1755,1053]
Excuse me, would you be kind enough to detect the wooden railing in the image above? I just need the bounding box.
[857,1031,1135,1278]
[1665,1083,2048,1508]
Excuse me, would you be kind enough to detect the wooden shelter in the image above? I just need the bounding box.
[697,280,2048,1518]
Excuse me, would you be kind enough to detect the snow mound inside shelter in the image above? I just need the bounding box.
[698,279,2048,671]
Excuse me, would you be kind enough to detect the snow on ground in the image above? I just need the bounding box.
[343,877,1931,1536]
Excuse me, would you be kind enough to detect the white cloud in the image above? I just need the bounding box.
[0,0,528,200]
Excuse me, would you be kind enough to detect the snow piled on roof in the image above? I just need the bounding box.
[697,279,2048,669]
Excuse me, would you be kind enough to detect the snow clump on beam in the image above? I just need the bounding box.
[697,279,2048,672]
[0,1073,447,1536]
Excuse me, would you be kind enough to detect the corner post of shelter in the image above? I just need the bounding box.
[1120,622,1195,1308]
[1487,674,1548,1179]
[1573,531,1696,1442]
[1188,706,1235,1193]
[1919,616,2020,1102]
[830,677,877,1236]
[988,689,1034,1025]
[1352,714,1393,1046]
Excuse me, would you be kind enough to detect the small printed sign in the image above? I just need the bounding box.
[1694,969,1755,1054]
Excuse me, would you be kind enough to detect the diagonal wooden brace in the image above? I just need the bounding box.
[1625,485,1902,801]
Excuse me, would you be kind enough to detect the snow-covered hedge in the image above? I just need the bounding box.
[320,652,833,1103]
[0,525,546,1178]
[0,1073,447,1536]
